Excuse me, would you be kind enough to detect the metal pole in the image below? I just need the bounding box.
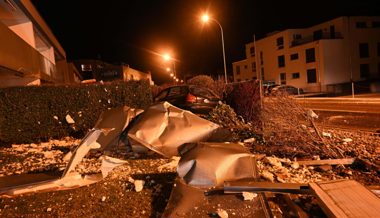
[254,34,263,109]
[212,19,228,84]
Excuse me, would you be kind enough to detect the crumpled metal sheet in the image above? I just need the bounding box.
[0,155,126,197]
[128,102,219,158]
[177,142,257,188]
[62,106,142,177]
[162,178,271,218]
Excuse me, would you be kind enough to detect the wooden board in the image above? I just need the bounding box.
[297,158,355,166]
[309,180,380,218]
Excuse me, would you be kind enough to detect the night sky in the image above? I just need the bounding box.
[31,0,380,84]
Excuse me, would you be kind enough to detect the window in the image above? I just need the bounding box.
[293,34,302,40]
[360,64,370,78]
[359,43,369,58]
[372,21,380,28]
[167,87,183,97]
[260,51,264,64]
[307,69,317,83]
[313,30,323,40]
[356,22,367,28]
[81,64,92,72]
[278,55,285,67]
[250,47,255,56]
[251,62,256,72]
[330,25,335,38]
[276,37,284,49]
[237,79,241,82]
[292,72,300,79]
[280,73,286,85]
[378,43,380,56]
[155,90,168,101]
[306,48,316,63]
[244,65,248,69]
[236,66,240,75]
[290,53,299,60]
[261,68,265,80]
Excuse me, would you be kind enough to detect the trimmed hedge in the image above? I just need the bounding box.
[0,80,152,145]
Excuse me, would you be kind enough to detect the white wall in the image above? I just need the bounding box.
[8,21,35,48]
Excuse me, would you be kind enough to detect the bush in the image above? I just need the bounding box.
[187,75,227,98]
[0,80,152,145]
[225,80,261,125]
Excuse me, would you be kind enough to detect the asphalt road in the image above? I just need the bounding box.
[296,98,380,114]
[295,97,380,131]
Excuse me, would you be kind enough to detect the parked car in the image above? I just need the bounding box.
[264,84,280,95]
[154,85,220,114]
[270,85,304,95]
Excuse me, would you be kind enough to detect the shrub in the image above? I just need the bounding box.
[225,80,261,125]
[187,75,215,88]
[0,80,152,145]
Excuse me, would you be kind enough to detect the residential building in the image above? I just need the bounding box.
[73,60,154,85]
[0,0,73,87]
[233,16,380,93]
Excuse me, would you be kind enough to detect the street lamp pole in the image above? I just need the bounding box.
[202,15,228,84]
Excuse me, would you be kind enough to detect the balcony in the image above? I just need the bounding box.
[0,20,61,84]
[291,32,343,47]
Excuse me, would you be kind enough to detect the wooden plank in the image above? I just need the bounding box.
[297,158,355,166]
[310,180,380,218]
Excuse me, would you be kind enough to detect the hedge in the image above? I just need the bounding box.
[0,80,152,145]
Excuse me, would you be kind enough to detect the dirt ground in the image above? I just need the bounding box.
[0,127,379,218]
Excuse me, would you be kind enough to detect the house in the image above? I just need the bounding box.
[73,60,154,85]
[0,0,74,87]
[233,16,380,93]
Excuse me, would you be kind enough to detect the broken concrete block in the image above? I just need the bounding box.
[242,192,258,201]
[217,209,228,218]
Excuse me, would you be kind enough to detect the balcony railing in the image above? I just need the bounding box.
[291,32,343,47]
[0,21,61,83]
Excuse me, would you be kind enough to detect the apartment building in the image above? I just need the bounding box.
[233,16,380,92]
[0,0,72,87]
[73,60,154,85]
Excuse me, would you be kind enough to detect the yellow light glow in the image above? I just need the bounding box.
[163,54,171,61]
[181,80,184,83]
[166,67,171,72]
[176,78,179,82]
[201,14,209,23]
[173,76,176,79]
[170,73,174,77]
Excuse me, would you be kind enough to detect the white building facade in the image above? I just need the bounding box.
[0,0,71,87]
[233,16,380,93]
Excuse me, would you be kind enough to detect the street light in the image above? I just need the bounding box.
[166,67,171,72]
[163,53,177,80]
[201,13,228,84]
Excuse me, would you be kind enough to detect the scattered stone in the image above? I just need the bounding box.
[322,132,332,138]
[243,137,256,143]
[53,116,59,120]
[101,196,106,202]
[65,115,75,124]
[343,138,353,143]
[242,192,258,201]
[261,170,275,182]
[291,162,300,169]
[264,157,282,167]
[216,208,228,218]
[134,180,145,192]
[46,208,52,212]
[307,109,318,119]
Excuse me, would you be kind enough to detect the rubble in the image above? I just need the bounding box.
[242,192,258,201]
[134,180,145,192]
[65,115,75,124]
